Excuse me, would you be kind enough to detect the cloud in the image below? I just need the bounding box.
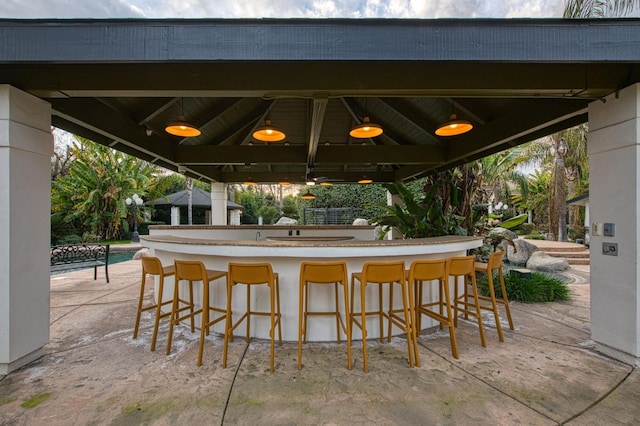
[0,0,565,19]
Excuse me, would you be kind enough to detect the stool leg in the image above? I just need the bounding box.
[245,285,251,343]
[334,282,341,343]
[487,271,504,342]
[269,280,276,373]
[150,276,164,351]
[361,280,369,373]
[400,281,416,368]
[275,276,282,345]
[223,282,233,368]
[469,274,487,347]
[499,268,514,330]
[343,279,352,370]
[166,276,180,355]
[441,277,459,359]
[133,272,147,339]
[407,279,420,368]
[188,280,195,332]
[297,280,306,370]
[197,279,209,366]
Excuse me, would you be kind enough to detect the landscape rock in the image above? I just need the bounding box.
[526,251,570,272]
[489,227,518,241]
[132,248,150,260]
[352,218,370,226]
[507,239,539,266]
[275,217,298,225]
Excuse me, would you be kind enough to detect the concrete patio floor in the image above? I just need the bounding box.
[1,259,639,425]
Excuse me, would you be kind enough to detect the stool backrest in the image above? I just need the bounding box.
[446,255,475,276]
[228,262,274,285]
[300,261,348,284]
[174,260,207,281]
[361,261,406,284]
[487,250,506,270]
[409,259,447,282]
[141,256,163,275]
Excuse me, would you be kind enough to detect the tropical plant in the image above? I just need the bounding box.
[564,0,639,18]
[371,164,486,239]
[51,137,159,242]
[477,271,571,303]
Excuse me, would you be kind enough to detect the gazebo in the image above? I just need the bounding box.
[2,18,640,373]
[149,188,244,225]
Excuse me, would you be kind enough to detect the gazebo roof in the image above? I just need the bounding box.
[150,188,243,209]
[2,18,639,183]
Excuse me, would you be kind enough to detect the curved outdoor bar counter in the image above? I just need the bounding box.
[142,225,483,342]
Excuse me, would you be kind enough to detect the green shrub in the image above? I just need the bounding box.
[477,270,570,303]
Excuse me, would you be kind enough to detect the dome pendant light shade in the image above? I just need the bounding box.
[435,114,473,137]
[165,116,202,137]
[279,180,292,186]
[253,119,286,142]
[300,189,316,199]
[244,178,257,186]
[357,176,373,184]
[350,116,383,139]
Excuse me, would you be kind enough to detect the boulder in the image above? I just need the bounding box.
[275,216,298,225]
[489,227,518,241]
[132,248,150,260]
[507,239,538,266]
[526,251,570,272]
[352,218,369,226]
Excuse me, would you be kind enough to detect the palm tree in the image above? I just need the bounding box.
[564,0,639,18]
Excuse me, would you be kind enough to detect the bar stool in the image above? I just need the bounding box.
[223,262,282,373]
[350,261,416,373]
[298,261,351,370]
[133,256,175,351]
[450,255,487,347]
[474,250,514,341]
[408,258,458,359]
[166,260,227,366]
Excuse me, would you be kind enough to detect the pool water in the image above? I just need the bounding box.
[108,249,139,265]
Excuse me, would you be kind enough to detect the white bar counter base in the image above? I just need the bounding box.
[142,226,482,342]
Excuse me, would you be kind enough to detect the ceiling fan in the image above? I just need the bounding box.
[305,166,343,185]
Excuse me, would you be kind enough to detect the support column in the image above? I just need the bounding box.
[588,83,640,365]
[386,190,403,240]
[0,85,53,374]
[210,183,228,225]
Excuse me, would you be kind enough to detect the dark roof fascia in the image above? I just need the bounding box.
[1,18,640,63]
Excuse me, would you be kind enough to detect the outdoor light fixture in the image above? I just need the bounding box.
[253,119,286,142]
[300,189,316,200]
[349,117,383,139]
[279,180,292,186]
[244,178,257,185]
[125,193,144,243]
[165,98,201,137]
[320,181,333,186]
[435,113,473,137]
[358,176,373,184]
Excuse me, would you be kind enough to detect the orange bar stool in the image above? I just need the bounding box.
[474,250,514,341]
[298,261,351,370]
[223,262,282,373]
[450,255,488,348]
[408,258,458,359]
[133,256,176,351]
[350,261,416,372]
[166,260,227,366]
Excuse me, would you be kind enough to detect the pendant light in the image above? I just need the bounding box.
[358,176,373,184]
[320,181,333,186]
[436,102,473,137]
[279,180,292,186]
[253,119,286,142]
[301,188,316,200]
[244,178,257,186]
[165,98,201,137]
[350,116,383,139]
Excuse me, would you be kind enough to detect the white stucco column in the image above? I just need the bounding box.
[210,183,228,225]
[588,83,640,365]
[0,85,53,374]
[386,190,403,240]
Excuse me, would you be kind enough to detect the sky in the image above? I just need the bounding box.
[0,0,566,19]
